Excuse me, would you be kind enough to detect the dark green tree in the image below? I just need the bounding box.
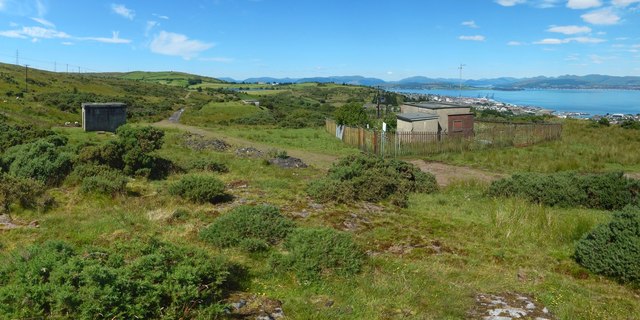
[334,102,370,127]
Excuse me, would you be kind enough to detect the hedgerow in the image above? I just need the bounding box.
[0,239,238,319]
[200,205,295,252]
[488,171,640,210]
[574,206,640,286]
[307,154,438,206]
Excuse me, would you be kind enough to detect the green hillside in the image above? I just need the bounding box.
[1,65,639,319]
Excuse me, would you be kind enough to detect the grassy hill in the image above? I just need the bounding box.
[1,65,639,319]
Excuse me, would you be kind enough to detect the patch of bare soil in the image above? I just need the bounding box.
[0,214,39,230]
[410,160,505,187]
[225,292,285,319]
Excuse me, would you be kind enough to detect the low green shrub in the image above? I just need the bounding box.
[200,205,295,252]
[0,174,46,213]
[168,174,226,203]
[0,239,238,319]
[68,164,128,196]
[307,154,438,206]
[574,206,640,286]
[488,172,640,210]
[1,137,73,186]
[186,158,229,173]
[271,227,365,281]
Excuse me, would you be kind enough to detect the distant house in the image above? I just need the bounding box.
[396,102,474,137]
[81,103,127,132]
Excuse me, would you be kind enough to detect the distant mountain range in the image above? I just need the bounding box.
[224,74,640,90]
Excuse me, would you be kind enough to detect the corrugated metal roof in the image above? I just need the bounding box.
[396,113,439,122]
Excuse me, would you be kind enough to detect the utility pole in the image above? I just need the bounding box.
[458,64,466,98]
[16,50,19,65]
[376,86,381,119]
[24,64,29,93]
[66,64,69,73]
[54,61,56,72]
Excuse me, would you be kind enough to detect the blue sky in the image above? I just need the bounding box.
[0,0,639,80]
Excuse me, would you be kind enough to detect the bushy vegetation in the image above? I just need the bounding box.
[200,205,295,252]
[488,172,640,210]
[271,227,365,282]
[0,240,237,319]
[307,154,438,206]
[168,174,226,203]
[575,206,640,286]
[70,164,128,196]
[185,158,229,173]
[333,102,370,127]
[0,119,53,153]
[0,174,46,213]
[0,136,73,186]
[78,125,170,178]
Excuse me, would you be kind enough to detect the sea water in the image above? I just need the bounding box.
[393,88,640,116]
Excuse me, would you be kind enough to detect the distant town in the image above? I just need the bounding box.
[400,92,640,123]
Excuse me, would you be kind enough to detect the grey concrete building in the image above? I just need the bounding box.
[81,103,127,132]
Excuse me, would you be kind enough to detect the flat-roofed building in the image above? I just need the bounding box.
[81,103,127,132]
[397,102,474,136]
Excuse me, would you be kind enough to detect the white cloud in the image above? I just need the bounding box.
[462,20,478,28]
[145,21,158,36]
[0,29,27,38]
[200,57,234,63]
[565,54,581,60]
[508,41,524,45]
[35,0,46,16]
[535,38,566,44]
[0,0,6,11]
[20,26,70,39]
[30,17,55,28]
[459,35,485,41]
[111,3,135,20]
[81,31,131,44]
[495,0,526,6]
[153,13,169,20]
[612,0,640,7]
[547,25,591,34]
[61,41,73,45]
[150,31,213,60]
[534,36,606,44]
[581,7,621,25]
[567,0,602,9]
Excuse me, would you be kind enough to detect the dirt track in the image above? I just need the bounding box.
[410,160,505,187]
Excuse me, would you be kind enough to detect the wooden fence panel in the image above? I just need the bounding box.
[324,119,562,157]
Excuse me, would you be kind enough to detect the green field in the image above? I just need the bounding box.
[1,63,639,319]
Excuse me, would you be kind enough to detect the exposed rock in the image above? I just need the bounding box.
[467,292,555,320]
[236,147,264,158]
[182,132,229,151]
[225,293,284,319]
[268,157,307,168]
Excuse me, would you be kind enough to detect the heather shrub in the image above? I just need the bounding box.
[488,172,640,210]
[168,174,226,203]
[271,227,365,281]
[0,137,73,186]
[0,240,238,319]
[307,154,437,206]
[574,206,640,286]
[200,205,295,252]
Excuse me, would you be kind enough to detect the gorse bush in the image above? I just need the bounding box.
[0,120,53,153]
[574,206,640,286]
[307,154,438,206]
[0,174,46,213]
[488,172,640,210]
[69,164,128,196]
[77,125,170,178]
[271,227,365,282]
[200,205,295,252]
[0,136,73,186]
[185,158,229,173]
[168,174,226,203]
[0,239,237,319]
